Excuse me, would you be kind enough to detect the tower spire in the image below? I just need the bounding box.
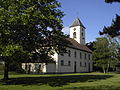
[69,17,86,45]
[70,17,85,28]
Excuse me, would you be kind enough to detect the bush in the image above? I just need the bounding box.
[0,64,4,71]
[16,68,26,74]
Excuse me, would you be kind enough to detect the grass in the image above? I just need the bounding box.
[0,72,120,90]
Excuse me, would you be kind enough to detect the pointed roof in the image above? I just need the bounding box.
[70,17,85,28]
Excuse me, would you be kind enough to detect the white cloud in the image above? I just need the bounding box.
[62,27,70,35]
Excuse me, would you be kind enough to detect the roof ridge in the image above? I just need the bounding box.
[66,38,92,53]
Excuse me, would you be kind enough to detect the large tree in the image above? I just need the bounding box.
[93,37,116,73]
[99,0,120,71]
[100,15,120,38]
[0,0,68,80]
[100,0,120,37]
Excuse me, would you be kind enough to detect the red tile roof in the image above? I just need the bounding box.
[66,38,92,53]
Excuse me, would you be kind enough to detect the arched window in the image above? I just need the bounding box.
[61,60,64,66]
[73,32,76,38]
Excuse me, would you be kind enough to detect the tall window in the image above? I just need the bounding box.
[68,61,71,66]
[68,50,71,57]
[85,53,86,60]
[85,62,87,67]
[82,32,84,36]
[88,54,90,60]
[80,52,82,59]
[74,51,77,58]
[80,62,82,67]
[73,32,76,38]
[61,60,64,66]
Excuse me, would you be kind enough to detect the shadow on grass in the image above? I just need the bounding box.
[66,85,120,90]
[0,75,113,87]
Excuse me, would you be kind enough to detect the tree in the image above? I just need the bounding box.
[0,0,68,80]
[100,15,120,38]
[105,0,120,3]
[93,37,114,73]
[100,0,120,38]
[86,41,96,51]
[99,0,120,71]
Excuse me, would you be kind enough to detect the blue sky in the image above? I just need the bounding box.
[58,0,120,42]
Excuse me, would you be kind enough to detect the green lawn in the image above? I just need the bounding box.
[0,72,120,90]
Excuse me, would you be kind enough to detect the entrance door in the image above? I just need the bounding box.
[88,63,90,72]
[74,61,77,73]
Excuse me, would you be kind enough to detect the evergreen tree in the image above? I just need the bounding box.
[100,0,120,38]
[100,15,120,38]
[0,0,68,80]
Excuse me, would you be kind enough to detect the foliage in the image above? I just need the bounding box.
[0,0,68,80]
[100,15,120,38]
[93,37,116,73]
[105,0,120,3]
[100,0,120,72]
[86,41,96,51]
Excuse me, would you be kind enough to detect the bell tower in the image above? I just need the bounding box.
[69,17,86,45]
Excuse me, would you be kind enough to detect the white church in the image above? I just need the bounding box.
[22,17,93,73]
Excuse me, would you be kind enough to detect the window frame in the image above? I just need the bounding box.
[68,61,71,66]
[61,60,64,66]
[73,32,77,38]
[74,51,77,58]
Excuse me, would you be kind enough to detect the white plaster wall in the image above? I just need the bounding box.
[22,49,93,73]
[51,52,58,73]
[22,63,47,73]
[46,63,56,73]
[70,26,85,45]
[57,47,93,73]
[80,27,85,45]
[70,26,80,44]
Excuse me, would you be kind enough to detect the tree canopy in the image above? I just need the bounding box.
[100,0,120,38]
[105,0,120,3]
[100,15,120,38]
[93,37,117,73]
[0,0,68,80]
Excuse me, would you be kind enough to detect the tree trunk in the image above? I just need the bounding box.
[102,66,106,73]
[106,63,109,73]
[3,61,9,80]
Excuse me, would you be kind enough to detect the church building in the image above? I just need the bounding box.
[22,17,93,73]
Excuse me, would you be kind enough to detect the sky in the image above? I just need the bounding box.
[58,0,120,42]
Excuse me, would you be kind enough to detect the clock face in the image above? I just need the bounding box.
[74,28,76,31]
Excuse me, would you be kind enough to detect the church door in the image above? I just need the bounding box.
[88,63,90,72]
[74,61,77,73]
